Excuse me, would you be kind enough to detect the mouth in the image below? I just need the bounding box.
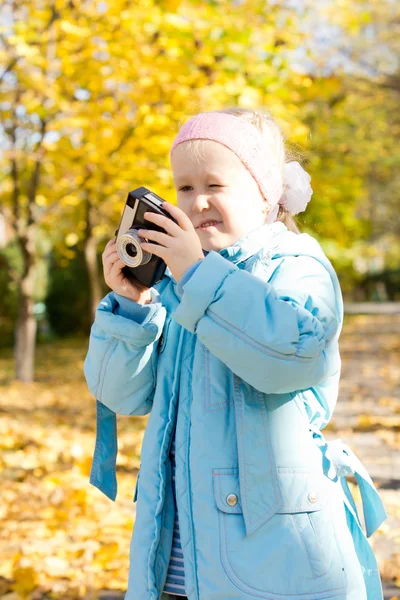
[196,220,223,231]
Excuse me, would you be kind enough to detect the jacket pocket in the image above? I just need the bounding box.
[133,468,141,503]
[212,467,346,599]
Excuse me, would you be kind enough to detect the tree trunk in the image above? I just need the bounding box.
[83,195,102,322]
[14,229,37,382]
[84,233,103,322]
[14,285,37,382]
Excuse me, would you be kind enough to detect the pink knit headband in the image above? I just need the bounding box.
[170,112,284,210]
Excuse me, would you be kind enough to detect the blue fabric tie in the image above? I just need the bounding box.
[90,400,118,501]
[311,429,387,538]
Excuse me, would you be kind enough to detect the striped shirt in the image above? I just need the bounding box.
[163,428,187,596]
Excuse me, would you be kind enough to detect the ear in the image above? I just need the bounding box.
[262,201,270,214]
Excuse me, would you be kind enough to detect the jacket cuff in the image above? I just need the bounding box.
[175,260,203,299]
[95,292,166,346]
[113,289,161,325]
[173,251,237,333]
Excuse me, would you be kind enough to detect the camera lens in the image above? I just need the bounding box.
[126,243,137,258]
[116,228,152,267]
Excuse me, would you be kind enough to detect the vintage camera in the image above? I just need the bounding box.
[115,187,178,288]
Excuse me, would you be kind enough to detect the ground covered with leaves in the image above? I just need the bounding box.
[0,314,399,599]
[0,337,146,599]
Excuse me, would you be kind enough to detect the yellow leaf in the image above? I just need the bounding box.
[61,195,80,207]
[59,20,91,37]
[11,566,38,595]
[43,556,70,577]
[94,542,120,567]
[238,86,262,108]
[15,42,39,58]
[35,194,48,206]
[75,455,93,476]
[65,233,79,247]
[161,0,182,11]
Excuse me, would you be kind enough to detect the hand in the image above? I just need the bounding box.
[137,202,204,283]
[102,238,153,305]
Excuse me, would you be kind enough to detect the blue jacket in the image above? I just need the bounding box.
[84,221,387,600]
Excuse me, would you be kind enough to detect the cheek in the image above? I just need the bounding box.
[222,199,246,227]
[176,197,190,216]
[215,195,240,219]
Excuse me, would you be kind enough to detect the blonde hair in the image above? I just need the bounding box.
[180,107,304,234]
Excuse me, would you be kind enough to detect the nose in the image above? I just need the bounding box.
[191,193,211,213]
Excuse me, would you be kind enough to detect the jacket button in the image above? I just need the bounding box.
[226,493,238,506]
[308,491,319,503]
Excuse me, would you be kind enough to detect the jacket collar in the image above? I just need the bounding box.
[214,221,287,265]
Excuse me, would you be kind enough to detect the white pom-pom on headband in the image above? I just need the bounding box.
[170,112,313,223]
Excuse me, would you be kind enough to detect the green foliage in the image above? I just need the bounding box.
[46,250,94,337]
[0,0,398,349]
[0,249,18,348]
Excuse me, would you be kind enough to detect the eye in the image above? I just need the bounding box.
[179,184,222,191]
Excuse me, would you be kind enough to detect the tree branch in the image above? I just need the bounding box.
[0,57,19,83]
[27,119,47,226]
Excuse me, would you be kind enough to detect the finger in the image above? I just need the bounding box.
[107,260,129,288]
[101,246,118,266]
[139,241,166,260]
[106,250,121,265]
[143,212,182,236]
[104,250,121,275]
[104,237,117,251]
[161,202,194,231]
[110,257,126,276]
[138,228,171,247]
[102,240,117,261]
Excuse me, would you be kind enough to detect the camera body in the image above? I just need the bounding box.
[115,187,177,288]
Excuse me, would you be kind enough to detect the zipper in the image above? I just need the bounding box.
[185,332,200,600]
[148,328,185,598]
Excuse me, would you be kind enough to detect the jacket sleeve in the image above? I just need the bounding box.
[172,250,342,394]
[83,291,166,415]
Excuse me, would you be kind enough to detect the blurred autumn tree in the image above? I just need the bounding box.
[332,0,400,245]
[298,0,400,291]
[0,0,310,381]
[0,0,398,381]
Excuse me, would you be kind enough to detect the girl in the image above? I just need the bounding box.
[84,108,387,600]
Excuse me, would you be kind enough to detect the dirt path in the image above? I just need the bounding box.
[324,314,400,598]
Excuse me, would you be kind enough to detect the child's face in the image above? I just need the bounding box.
[171,140,269,252]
